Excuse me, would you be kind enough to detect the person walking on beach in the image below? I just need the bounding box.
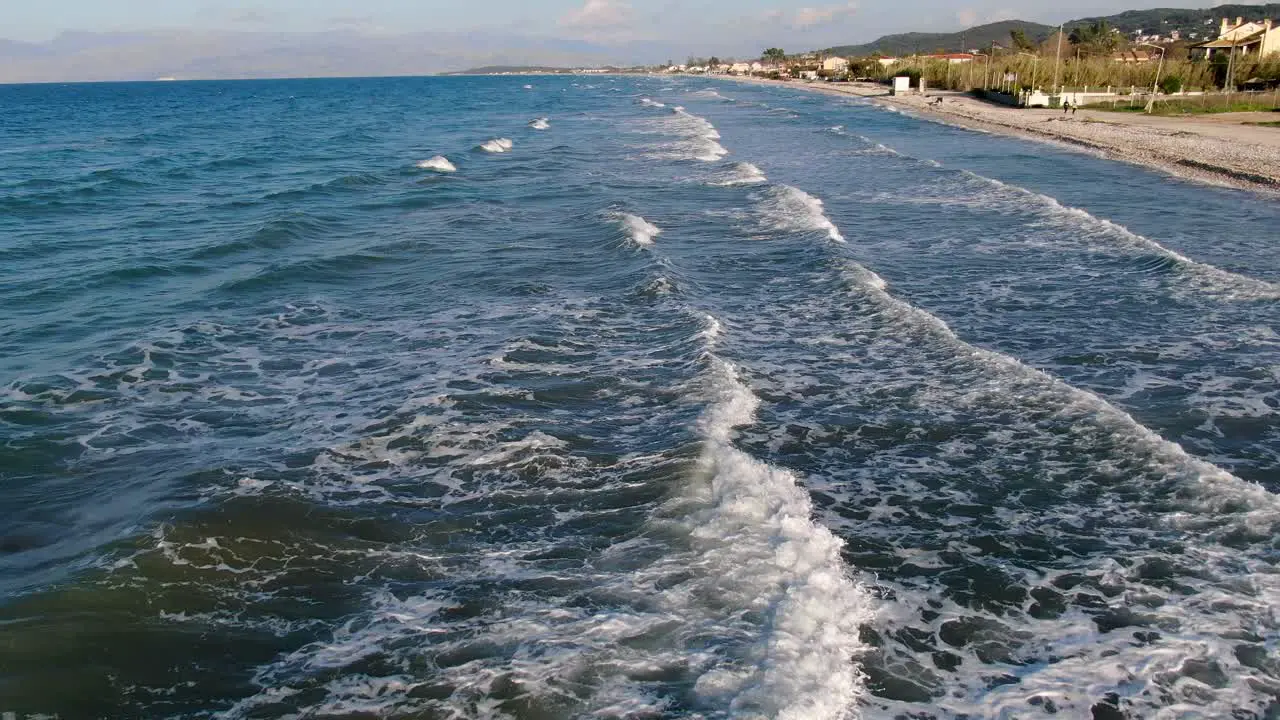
[1063,100,1070,114]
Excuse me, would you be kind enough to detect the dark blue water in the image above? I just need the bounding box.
[2,76,1278,719]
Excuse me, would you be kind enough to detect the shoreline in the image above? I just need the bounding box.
[720,76,1280,194]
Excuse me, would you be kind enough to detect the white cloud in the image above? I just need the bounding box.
[790,2,860,29]
[560,0,633,30]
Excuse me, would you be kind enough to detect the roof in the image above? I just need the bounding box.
[1197,31,1265,48]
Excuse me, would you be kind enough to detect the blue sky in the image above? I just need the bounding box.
[4,0,1270,46]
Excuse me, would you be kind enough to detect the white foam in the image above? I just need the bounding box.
[672,352,872,718]
[478,138,514,153]
[713,162,768,186]
[640,98,667,108]
[523,84,533,89]
[529,117,550,130]
[414,155,456,173]
[615,212,662,247]
[671,106,728,162]
[692,89,733,102]
[756,185,845,242]
[934,171,1280,301]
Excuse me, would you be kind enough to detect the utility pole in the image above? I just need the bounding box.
[1053,24,1064,94]
[1138,42,1165,113]
[1225,27,1239,92]
[985,40,996,89]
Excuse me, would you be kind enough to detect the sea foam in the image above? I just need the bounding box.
[666,327,872,719]
[615,212,661,247]
[415,156,456,173]
[479,138,514,153]
[757,185,845,242]
[713,162,768,186]
[529,117,550,130]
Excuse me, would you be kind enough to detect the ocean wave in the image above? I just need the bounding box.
[529,117,550,130]
[902,170,1280,301]
[614,212,661,247]
[711,162,768,186]
[414,155,456,173]
[661,320,871,718]
[755,185,845,242]
[670,107,728,162]
[478,138,514,153]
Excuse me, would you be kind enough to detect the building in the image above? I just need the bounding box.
[1112,50,1156,63]
[877,57,900,68]
[921,53,975,64]
[821,56,850,72]
[728,62,752,74]
[1196,17,1280,59]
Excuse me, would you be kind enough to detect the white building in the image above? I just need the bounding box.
[822,56,850,72]
[1196,17,1280,59]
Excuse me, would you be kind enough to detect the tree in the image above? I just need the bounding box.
[1211,52,1231,89]
[1010,29,1036,53]
[708,56,721,68]
[1159,75,1183,94]
[762,48,787,65]
[1069,21,1121,56]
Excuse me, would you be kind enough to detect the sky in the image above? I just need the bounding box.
[1,0,1272,49]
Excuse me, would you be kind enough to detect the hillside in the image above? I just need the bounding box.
[827,20,1055,56]
[1068,4,1280,39]
[825,3,1280,56]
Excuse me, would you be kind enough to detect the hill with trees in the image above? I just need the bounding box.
[826,20,1054,56]
[823,4,1280,57]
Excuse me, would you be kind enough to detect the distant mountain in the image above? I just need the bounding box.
[0,30,688,84]
[826,20,1055,57]
[824,3,1280,57]
[442,65,575,75]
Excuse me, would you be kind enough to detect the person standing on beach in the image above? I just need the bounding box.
[1063,101,1070,114]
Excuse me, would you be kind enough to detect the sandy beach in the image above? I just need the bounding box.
[729,77,1280,193]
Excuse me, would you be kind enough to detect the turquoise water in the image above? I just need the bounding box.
[1,75,1278,719]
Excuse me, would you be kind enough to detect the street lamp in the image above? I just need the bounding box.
[1137,42,1166,114]
[1052,24,1064,95]
[1017,52,1040,90]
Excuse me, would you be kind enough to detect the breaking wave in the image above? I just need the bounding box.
[756,185,845,242]
[478,138,514,153]
[414,155,456,173]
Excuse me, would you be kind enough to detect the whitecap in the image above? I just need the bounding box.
[414,155,456,173]
[529,117,550,130]
[712,162,767,187]
[756,185,845,242]
[669,351,872,718]
[478,138,514,153]
[615,212,661,247]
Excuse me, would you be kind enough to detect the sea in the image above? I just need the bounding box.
[1,75,1278,720]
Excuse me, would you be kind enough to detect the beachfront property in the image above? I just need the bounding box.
[822,56,851,72]
[1111,49,1157,63]
[920,53,975,64]
[1195,17,1280,59]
